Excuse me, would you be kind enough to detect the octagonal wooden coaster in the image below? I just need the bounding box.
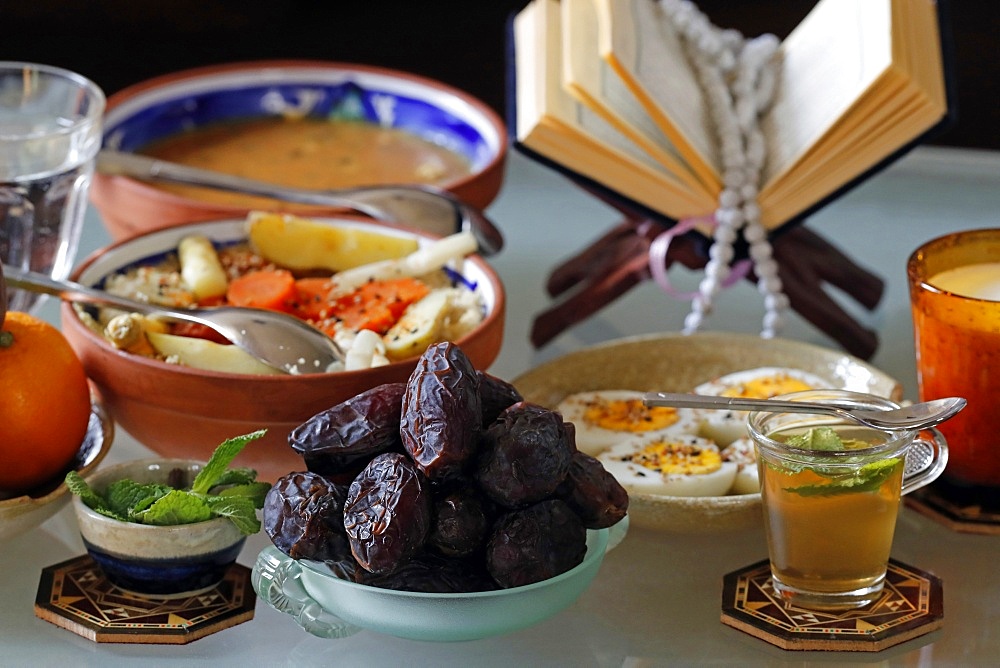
[721,559,943,652]
[905,482,1000,535]
[34,554,256,644]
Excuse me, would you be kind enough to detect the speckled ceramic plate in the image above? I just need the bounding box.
[512,332,902,533]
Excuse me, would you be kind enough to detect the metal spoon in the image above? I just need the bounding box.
[643,392,966,432]
[4,267,344,374]
[96,150,504,257]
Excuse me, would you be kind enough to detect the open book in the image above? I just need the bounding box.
[509,0,953,231]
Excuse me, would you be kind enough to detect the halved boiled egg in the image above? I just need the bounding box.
[556,390,701,456]
[693,367,830,446]
[722,436,760,494]
[597,434,738,497]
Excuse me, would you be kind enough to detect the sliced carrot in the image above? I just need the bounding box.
[345,278,430,333]
[369,277,431,320]
[197,294,227,308]
[307,277,430,334]
[226,269,297,312]
[334,300,397,334]
[171,321,231,345]
[286,276,432,334]
[290,277,337,320]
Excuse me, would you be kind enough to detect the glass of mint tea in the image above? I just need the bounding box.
[748,389,949,611]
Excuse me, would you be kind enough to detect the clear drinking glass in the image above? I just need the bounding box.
[0,62,104,313]
[748,389,948,610]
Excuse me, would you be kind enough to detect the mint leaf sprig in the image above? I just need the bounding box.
[66,430,270,535]
[785,458,902,497]
[776,427,902,497]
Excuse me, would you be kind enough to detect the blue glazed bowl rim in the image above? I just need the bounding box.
[102,60,504,168]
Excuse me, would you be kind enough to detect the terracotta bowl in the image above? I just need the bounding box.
[91,60,508,241]
[60,217,505,483]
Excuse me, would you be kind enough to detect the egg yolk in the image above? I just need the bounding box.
[623,440,722,475]
[583,398,680,433]
[720,375,814,399]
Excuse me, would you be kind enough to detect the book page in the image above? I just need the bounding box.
[514,0,712,219]
[760,0,892,188]
[759,0,947,227]
[598,0,720,187]
[905,0,946,116]
[561,0,716,200]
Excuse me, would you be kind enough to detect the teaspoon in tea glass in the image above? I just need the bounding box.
[96,150,504,257]
[4,267,345,374]
[643,392,966,432]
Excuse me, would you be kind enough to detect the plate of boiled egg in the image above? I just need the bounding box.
[512,332,902,532]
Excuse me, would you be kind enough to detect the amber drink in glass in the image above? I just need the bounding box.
[908,229,1000,493]
[748,390,948,610]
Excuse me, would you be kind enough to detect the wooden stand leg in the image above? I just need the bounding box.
[531,204,885,359]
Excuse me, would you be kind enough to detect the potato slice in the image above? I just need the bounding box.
[178,235,228,299]
[383,289,451,360]
[147,331,283,375]
[246,212,420,272]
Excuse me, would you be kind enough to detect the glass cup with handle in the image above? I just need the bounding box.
[0,61,104,313]
[748,389,949,611]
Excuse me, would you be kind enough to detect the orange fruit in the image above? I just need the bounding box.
[0,311,92,492]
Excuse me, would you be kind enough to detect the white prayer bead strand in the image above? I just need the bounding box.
[660,0,787,338]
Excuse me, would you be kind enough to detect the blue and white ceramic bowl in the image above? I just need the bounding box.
[90,60,507,240]
[72,458,246,598]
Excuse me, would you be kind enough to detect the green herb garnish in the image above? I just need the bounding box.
[785,458,902,497]
[785,426,869,451]
[779,427,901,497]
[66,430,270,535]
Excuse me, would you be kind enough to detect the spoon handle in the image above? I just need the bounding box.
[643,392,850,418]
[96,150,504,257]
[97,150,384,217]
[3,267,215,327]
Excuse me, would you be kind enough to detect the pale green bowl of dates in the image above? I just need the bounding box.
[253,342,629,641]
[252,521,625,641]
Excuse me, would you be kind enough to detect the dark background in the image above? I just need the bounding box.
[4,1,996,150]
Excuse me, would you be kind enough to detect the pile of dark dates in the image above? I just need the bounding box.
[263,341,628,593]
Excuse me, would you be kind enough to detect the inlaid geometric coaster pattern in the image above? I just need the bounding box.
[34,554,256,644]
[721,559,943,652]
[905,484,1000,535]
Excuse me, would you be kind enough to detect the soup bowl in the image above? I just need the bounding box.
[91,60,507,240]
[60,217,505,483]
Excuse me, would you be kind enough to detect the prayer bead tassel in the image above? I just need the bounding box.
[661,0,787,338]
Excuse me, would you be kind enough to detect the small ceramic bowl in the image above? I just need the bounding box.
[0,400,113,542]
[72,458,247,598]
[252,518,627,641]
[513,332,902,533]
[91,60,507,240]
[59,217,505,483]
